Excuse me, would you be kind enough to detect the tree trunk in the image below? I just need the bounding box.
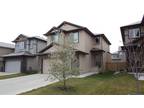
[63,71,67,90]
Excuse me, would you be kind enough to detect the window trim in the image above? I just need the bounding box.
[128,28,140,39]
[51,33,59,43]
[69,32,79,43]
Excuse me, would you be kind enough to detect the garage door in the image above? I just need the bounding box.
[43,59,49,74]
[5,60,21,73]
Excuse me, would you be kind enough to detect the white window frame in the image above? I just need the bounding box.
[69,32,79,43]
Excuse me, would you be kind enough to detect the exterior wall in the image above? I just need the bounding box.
[15,39,46,54]
[102,52,108,71]
[92,37,110,52]
[26,56,39,72]
[0,47,14,55]
[123,26,144,45]
[60,24,79,31]
[29,39,37,54]
[78,31,92,53]
[101,38,110,52]
[0,47,14,72]
[37,40,47,53]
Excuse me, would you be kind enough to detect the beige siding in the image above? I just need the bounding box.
[59,24,79,31]
[43,23,111,74]
[0,47,14,56]
[26,57,39,71]
[37,41,47,52]
[101,38,110,52]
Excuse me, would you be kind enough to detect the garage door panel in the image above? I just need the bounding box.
[5,60,21,73]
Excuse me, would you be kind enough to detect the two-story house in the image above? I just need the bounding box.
[120,16,144,71]
[2,34,47,73]
[0,42,15,72]
[39,21,111,74]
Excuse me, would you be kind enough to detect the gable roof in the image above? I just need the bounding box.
[2,51,35,57]
[0,42,15,49]
[39,42,58,53]
[44,21,111,45]
[57,21,85,29]
[120,15,144,43]
[44,21,95,37]
[95,34,111,45]
[13,34,47,42]
[39,42,88,54]
[121,15,144,29]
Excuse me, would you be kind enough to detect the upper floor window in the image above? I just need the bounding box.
[95,37,100,44]
[16,42,25,50]
[51,33,59,43]
[69,32,79,43]
[129,28,140,38]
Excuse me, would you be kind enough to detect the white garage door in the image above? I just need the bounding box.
[43,59,49,74]
[5,60,21,73]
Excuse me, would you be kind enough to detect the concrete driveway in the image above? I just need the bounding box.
[0,74,58,95]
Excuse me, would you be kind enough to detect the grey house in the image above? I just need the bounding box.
[3,34,47,73]
[0,42,15,72]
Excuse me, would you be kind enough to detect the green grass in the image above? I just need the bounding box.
[22,71,144,95]
[0,73,29,80]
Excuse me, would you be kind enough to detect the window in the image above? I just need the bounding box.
[16,42,24,49]
[95,37,100,44]
[69,32,79,43]
[129,28,140,38]
[51,33,59,42]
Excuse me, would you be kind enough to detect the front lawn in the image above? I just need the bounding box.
[22,72,144,95]
[0,73,30,80]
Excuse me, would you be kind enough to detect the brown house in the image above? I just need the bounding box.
[39,21,111,74]
[120,16,144,71]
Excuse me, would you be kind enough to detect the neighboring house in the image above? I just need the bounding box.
[0,42,15,72]
[2,34,47,73]
[111,47,126,62]
[39,21,111,74]
[120,16,144,71]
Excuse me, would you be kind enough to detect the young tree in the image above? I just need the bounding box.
[48,31,79,90]
[124,38,144,94]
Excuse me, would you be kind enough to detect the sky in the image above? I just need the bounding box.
[0,0,144,53]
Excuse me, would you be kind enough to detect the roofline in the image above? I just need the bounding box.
[39,42,58,53]
[57,21,85,29]
[43,21,95,37]
[43,21,111,45]
[13,34,47,42]
[120,21,144,44]
[28,37,47,42]
[95,34,111,45]
[120,23,142,29]
[0,46,14,49]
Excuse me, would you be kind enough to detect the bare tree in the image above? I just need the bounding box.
[124,37,144,94]
[48,30,79,90]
